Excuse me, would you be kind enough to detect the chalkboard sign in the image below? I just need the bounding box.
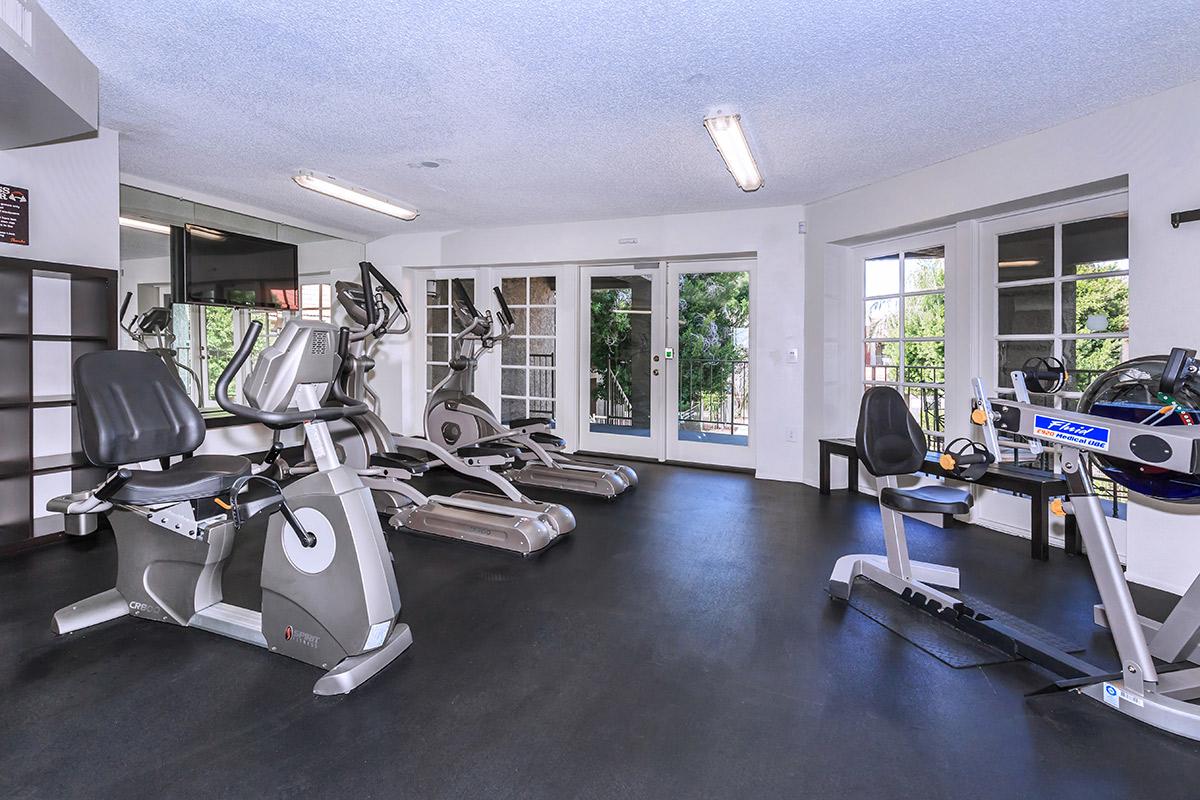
[0,184,29,245]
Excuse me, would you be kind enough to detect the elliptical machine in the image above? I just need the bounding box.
[426,280,638,498]
[119,291,201,403]
[50,318,413,695]
[311,262,574,555]
[830,348,1200,742]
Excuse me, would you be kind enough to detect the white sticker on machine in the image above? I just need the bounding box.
[1101,682,1145,708]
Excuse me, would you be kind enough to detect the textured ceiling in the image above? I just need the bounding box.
[41,0,1200,239]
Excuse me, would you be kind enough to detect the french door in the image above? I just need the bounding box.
[578,259,754,468]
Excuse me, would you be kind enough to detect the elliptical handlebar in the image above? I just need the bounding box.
[216,321,365,427]
[492,286,515,327]
[119,291,132,323]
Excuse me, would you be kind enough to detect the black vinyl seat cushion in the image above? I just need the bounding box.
[111,455,252,506]
[880,485,973,515]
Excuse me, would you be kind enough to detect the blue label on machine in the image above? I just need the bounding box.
[1033,414,1111,451]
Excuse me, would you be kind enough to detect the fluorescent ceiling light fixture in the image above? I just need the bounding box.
[998,259,1041,268]
[188,226,226,240]
[703,114,763,192]
[119,216,171,235]
[293,170,419,221]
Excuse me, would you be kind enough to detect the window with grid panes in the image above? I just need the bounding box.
[995,212,1129,514]
[425,278,474,394]
[498,276,557,424]
[300,283,333,322]
[863,246,947,447]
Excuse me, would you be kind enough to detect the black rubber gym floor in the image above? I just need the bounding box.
[3,462,1199,798]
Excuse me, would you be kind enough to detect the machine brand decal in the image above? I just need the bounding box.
[1033,415,1111,451]
[284,625,320,648]
[128,600,162,616]
[1101,682,1144,708]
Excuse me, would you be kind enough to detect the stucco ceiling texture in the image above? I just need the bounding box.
[42,0,1200,237]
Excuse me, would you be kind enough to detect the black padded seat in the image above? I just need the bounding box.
[458,445,521,459]
[505,416,553,429]
[111,455,252,506]
[529,432,566,449]
[370,451,432,475]
[880,485,973,516]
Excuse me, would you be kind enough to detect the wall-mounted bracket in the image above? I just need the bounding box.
[1170,209,1200,229]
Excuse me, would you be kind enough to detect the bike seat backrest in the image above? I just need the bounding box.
[856,386,926,478]
[74,350,206,466]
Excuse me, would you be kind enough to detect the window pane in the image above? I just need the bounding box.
[903,293,945,338]
[501,337,526,366]
[864,341,900,383]
[904,247,945,291]
[501,277,527,304]
[1065,338,1129,393]
[865,255,900,297]
[864,298,900,339]
[530,276,556,304]
[904,341,945,384]
[1063,275,1128,334]
[529,369,555,398]
[1064,214,1128,276]
[427,279,448,306]
[428,307,448,334]
[998,227,1054,282]
[998,340,1054,389]
[529,308,555,336]
[203,305,235,402]
[509,307,527,336]
[501,398,527,424]
[998,283,1054,334]
[529,337,556,365]
[501,367,526,395]
[426,335,448,362]
[427,364,449,388]
[902,385,945,434]
[302,284,320,306]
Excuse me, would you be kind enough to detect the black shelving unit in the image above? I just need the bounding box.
[0,257,117,556]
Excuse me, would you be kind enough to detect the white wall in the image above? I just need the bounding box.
[365,204,809,481]
[0,128,120,268]
[803,79,1200,594]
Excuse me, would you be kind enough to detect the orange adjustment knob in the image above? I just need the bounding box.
[938,453,957,471]
[214,497,232,510]
[1050,498,1067,517]
[971,407,990,426]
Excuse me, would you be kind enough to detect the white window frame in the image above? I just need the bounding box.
[979,191,1130,517]
[858,228,954,446]
[980,192,1129,406]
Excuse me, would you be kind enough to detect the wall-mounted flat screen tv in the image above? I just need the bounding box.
[175,224,298,310]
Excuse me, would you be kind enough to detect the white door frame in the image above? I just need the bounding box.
[576,262,666,460]
[488,264,581,449]
[665,258,756,468]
